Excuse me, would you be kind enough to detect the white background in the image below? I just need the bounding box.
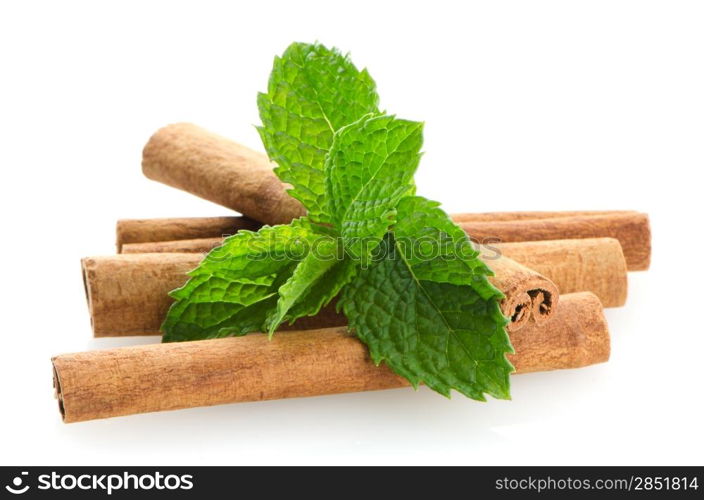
[1,0,702,465]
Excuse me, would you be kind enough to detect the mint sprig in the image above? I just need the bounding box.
[162,42,514,401]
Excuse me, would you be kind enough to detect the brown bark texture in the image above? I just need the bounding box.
[116,216,260,252]
[83,237,626,337]
[53,292,609,423]
[116,212,649,270]
[141,123,305,225]
[83,252,562,337]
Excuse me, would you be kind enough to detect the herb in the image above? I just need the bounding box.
[341,197,512,400]
[257,43,379,224]
[327,114,422,264]
[162,42,514,400]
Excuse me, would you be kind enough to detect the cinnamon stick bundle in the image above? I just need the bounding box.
[82,253,558,337]
[53,292,609,423]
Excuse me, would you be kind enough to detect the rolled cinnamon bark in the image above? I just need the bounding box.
[122,237,627,308]
[115,212,650,270]
[506,293,609,374]
[83,253,557,336]
[86,238,628,336]
[487,256,558,331]
[53,292,609,423]
[113,237,626,331]
[452,210,636,222]
[460,212,651,271]
[82,254,200,336]
[490,238,628,307]
[116,217,249,249]
[116,216,261,252]
[121,237,225,254]
[142,123,306,225]
[119,231,632,304]
[115,213,632,248]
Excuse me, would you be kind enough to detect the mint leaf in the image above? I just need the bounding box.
[162,219,319,342]
[393,196,500,300]
[266,238,356,334]
[326,115,423,263]
[162,274,283,342]
[257,42,380,223]
[191,219,316,278]
[341,232,512,400]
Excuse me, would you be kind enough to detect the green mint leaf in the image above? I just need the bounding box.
[340,212,513,400]
[257,42,380,223]
[393,196,500,300]
[265,238,357,334]
[191,218,318,278]
[326,115,423,263]
[161,274,284,342]
[162,219,319,342]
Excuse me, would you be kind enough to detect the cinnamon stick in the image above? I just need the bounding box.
[121,232,632,305]
[116,216,260,252]
[81,254,198,336]
[85,237,628,337]
[452,210,637,222]
[487,256,558,330]
[115,212,650,270]
[506,293,609,374]
[460,212,651,271]
[488,238,628,308]
[82,253,557,336]
[121,237,226,254]
[142,123,305,225]
[53,292,609,423]
[114,213,633,248]
[117,236,627,312]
